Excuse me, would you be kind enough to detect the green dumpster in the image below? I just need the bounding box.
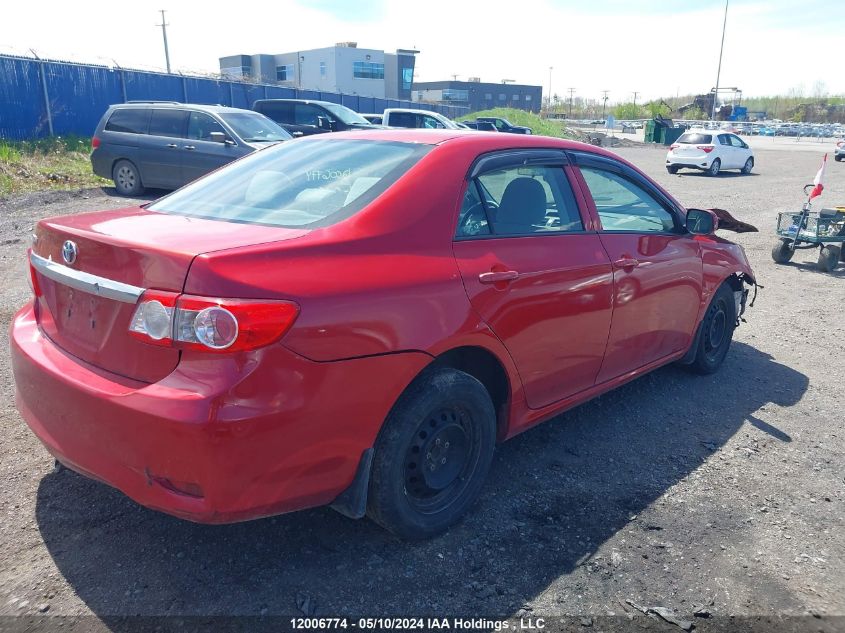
[663,127,685,145]
[643,120,656,143]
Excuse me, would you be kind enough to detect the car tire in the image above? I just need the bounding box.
[741,157,754,174]
[707,158,721,177]
[817,245,841,272]
[771,239,794,264]
[667,165,679,174]
[112,160,144,196]
[366,367,496,540]
[685,283,737,375]
[835,155,843,162]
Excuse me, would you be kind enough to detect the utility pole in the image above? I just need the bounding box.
[601,90,609,119]
[548,66,553,111]
[567,87,575,118]
[157,10,171,73]
[632,91,640,107]
[712,0,729,120]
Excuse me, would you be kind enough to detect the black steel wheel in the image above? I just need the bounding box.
[686,283,737,375]
[367,367,496,539]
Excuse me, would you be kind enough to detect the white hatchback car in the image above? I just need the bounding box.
[666,131,754,176]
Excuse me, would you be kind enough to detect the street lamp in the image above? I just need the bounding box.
[712,0,729,120]
[548,66,553,111]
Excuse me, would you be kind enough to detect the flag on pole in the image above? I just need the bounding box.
[809,153,827,200]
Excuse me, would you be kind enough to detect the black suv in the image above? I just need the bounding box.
[476,117,532,134]
[252,99,381,137]
[91,102,291,195]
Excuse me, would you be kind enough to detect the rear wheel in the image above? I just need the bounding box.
[741,157,754,174]
[112,160,144,196]
[771,239,795,264]
[685,283,737,375]
[707,158,721,177]
[367,367,496,540]
[818,245,841,272]
[667,165,679,174]
[835,155,843,162]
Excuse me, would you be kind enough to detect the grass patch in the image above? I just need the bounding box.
[459,108,578,139]
[0,135,108,197]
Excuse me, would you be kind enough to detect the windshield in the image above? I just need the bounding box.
[147,139,430,229]
[322,103,372,126]
[221,112,292,142]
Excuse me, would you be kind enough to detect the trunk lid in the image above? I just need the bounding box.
[32,206,307,382]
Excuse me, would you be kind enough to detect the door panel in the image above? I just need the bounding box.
[595,233,702,382]
[183,112,240,183]
[454,236,613,408]
[139,110,187,188]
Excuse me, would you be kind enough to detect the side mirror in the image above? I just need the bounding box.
[209,131,233,145]
[316,116,334,131]
[686,208,718,235]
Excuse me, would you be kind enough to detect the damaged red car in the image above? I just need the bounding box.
[10,130,756,539]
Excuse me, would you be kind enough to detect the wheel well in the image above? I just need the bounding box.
[430,346,511,437]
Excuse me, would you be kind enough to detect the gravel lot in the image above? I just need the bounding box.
[0,145,842,632]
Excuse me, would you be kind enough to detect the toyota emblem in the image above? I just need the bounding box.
[61,240,78,265]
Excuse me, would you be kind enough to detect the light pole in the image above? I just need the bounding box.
[156,10,171,74]
[548,66,553,111]
[567,87,575,119]
[601,90,609,120]
[712,0,729,120]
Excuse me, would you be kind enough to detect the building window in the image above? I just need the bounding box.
[442,89,469,101]
[401,67,413,90]
[320,61,326,77]
[525,95,532,101]
[276,64,294,81]
[499,93,507,101]
[484,93,492,100]
[512,94,520,101]
[353,61,384,79]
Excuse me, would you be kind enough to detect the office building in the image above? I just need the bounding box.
[412,79,542,114]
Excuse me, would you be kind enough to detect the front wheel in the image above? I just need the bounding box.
[707,158,721,177]
[818,245,841,272]
[367,367,496,540]
[741,157,754,174]
[667,165,679,174]
[771,239,795,264]
[685,283,737,375]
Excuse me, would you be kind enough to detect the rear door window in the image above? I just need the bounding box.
[294,104,323,126]
[149,110,188,138]
[104,109,149,134]
[257,101,294,123]
[717,134,731,145]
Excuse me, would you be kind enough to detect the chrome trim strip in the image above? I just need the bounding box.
[30,252,144,304]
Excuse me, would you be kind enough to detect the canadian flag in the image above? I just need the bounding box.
[809,153,827,200]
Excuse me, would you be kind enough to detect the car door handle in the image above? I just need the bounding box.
[166,143,178,148]
[183,145,196,150]
[613,257,639,269]
[478,270,519,284]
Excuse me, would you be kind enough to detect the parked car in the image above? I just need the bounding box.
[666,131,754,176]
[460,120,498,131]
[476,116,532,134]
[91,102,291,195]
[380,108,462,130]
[835,139,845,162]
[252,99,381,137]
[361,114,384,125]
[12,130,756,539]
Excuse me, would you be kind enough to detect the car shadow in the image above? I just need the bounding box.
[678,171,759,178]
[34,342,807,622]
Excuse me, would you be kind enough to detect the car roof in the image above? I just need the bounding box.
[110,102,254,115]
[253,99,340,107]
[385,108,444,115]
[295,128,622,156]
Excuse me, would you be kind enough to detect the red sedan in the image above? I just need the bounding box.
[10,130,756,539]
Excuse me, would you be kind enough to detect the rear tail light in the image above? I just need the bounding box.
[837,141,845,148]
[697,145,714,153]
[669,143,680,150]
[91,136,101,150]
[129,292,299,352]
[27,249,42,297]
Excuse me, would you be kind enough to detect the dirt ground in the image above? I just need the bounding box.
[0,145,842,632]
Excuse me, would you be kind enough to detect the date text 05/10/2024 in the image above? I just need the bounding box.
[289,617,547,630]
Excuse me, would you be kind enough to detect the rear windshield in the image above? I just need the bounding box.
[147,139,430,228]
[677,133,712,144]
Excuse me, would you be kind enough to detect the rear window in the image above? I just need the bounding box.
[104,109,149,134]
[677,133,712,144]
[147,139,430,229]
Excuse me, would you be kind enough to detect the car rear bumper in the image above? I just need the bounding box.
[90,148,113,180]
[10,301,430,523]
[666,155,712,169]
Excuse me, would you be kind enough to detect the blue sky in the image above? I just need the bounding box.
[1,0,843,101]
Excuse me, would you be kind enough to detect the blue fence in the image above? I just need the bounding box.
[0,54,468,141]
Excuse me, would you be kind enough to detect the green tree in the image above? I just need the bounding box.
[614,102,646,120]
[645,100,671,118]
[684,106,707,120]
